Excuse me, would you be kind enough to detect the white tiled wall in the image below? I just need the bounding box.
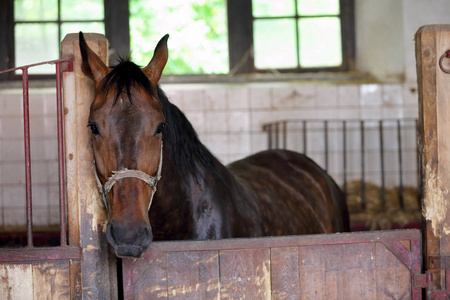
[0,81,419,229]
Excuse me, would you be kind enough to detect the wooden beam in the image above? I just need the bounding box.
[61,33,117,300]
[416,24,450,291]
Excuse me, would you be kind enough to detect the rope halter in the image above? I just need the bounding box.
[96,142,163,212]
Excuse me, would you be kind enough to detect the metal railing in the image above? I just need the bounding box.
[0,57,73,247]
[263,119,421,216]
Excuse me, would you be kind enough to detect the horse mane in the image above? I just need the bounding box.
[99,58,223,182]
[99,59,156,104]
[157,87,224,182]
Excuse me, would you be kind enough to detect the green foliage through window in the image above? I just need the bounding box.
[129,0,229,75]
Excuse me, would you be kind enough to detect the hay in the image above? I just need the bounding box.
[344,180,421,230]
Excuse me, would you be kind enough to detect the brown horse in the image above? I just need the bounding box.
[79,32,349,258]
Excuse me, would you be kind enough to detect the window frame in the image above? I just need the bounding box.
[227,0,355,74]
[0,0,129,81]
[1,0,354,81]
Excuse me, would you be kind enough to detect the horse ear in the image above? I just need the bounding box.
[79,32,109,85]
[142,34,169,86]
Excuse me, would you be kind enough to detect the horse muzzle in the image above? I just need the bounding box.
[106,221,153,258]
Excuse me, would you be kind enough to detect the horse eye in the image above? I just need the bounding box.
[87,122,100,135]
[155,122,165,135]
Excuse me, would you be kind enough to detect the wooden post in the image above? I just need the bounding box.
[62,33,117,299]
[416,24,450,293]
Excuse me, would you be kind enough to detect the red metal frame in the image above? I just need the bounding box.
[0,57,74,252]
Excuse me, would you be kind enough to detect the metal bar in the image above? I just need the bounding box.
[0,58,72,75]
[265,124,272,150]
[360,121,366,210]
[303,120,307,155]
[282,121,287,149]
[55,62,67,246]
[397,120,405,210]
[22,67,33,248]
[379,120,386,206]
[324,120,329,171]
[342,120,347,198]
[275,122,279,148]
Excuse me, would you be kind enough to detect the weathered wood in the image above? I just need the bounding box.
[271,247,299,299]
[0,263,33,299]
[61,33,117,300]
[416,24,450,291]
[123,230,420,299]
[32,261,70,299]
[220,248,271,299]
[167,251,219,299]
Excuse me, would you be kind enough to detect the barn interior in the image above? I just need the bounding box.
[0,0,448,247]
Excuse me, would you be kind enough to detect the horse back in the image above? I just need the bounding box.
[227,149,349,236]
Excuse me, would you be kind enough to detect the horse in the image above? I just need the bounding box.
[79,32,350,258]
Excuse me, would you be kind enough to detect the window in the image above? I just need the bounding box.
[253,0,342,69]
[13,0,105,74]
[228,0,354,73]
[129,0,229,75]
[0,0,354,79]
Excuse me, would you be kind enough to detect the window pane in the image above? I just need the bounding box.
[298,0,339,16]
[298,17,342,67]
[252,0,295,17]
[61,22,105,41]
[15,0,58,21]
[254,19,297,69]
[61,0,104,21]
[130,0,228,75]
[15,24,59,74]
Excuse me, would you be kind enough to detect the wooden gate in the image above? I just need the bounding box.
[123,230,421,299]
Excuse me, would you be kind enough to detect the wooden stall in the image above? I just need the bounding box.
[3,24,450,298]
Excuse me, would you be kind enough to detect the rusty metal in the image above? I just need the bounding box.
[439,50,450,74]
[0,56,73,249]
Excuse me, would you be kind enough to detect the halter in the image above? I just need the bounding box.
[96,142,163,212]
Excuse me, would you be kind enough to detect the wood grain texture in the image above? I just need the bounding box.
[123,231,420,299]
[0,263,33,299]
[416,24,450,291]
[61,33,116,300]
[219,248,271,299]
[271,247,299,300]
[32,261,70,299]
[168,251,219,299]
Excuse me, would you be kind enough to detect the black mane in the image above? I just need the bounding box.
[101,58,222,182]
[157,87,223,182]
[99,60,156,104]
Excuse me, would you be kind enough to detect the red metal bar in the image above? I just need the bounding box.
[21,67,33,248]
[55,62,67,246]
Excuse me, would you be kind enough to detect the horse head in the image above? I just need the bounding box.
[79,32,168,258]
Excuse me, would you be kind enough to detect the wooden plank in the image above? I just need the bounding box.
[167,251,219,299]
[271,247,299,299]
[0,263,33,299]
[416,24,450,291]
[219,248,270,299]
[123,230,421,298]
[33,261,70,299]
[299,245,325,299]
[134,253,168,300]
[375,243,411,299]
[325,243,376,299]
[61,33,116,300]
